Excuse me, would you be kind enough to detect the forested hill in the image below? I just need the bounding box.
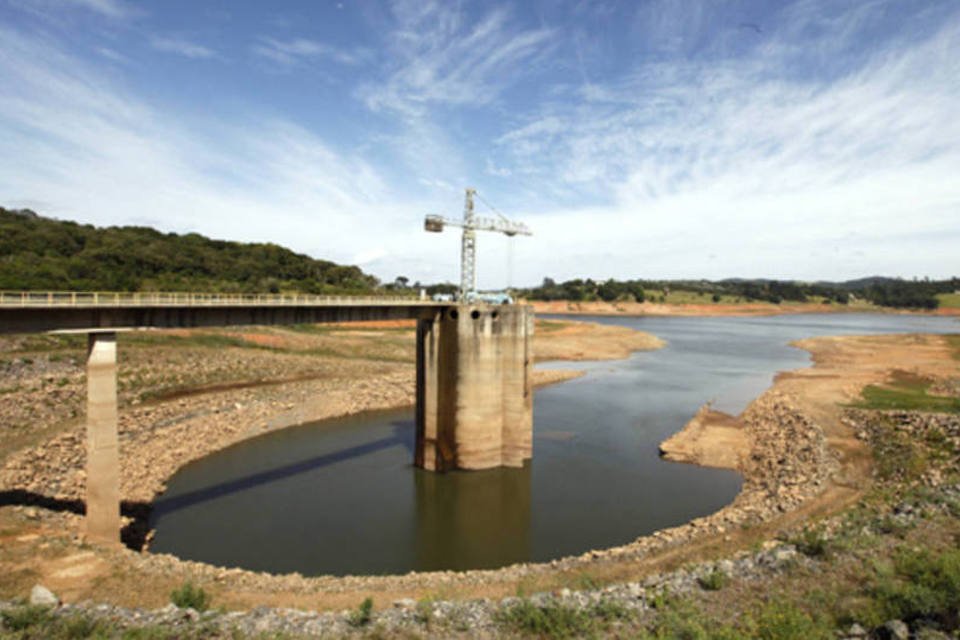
[523,275,959,310]
[0,207,378,293]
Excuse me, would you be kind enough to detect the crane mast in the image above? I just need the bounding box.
[461,188,478,296]
[424,188,532,301]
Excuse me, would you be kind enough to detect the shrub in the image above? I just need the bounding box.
[496,598,631,638]
[1,605,52,631]
[792,529,831,558]
[754,602,833,640]
[169,581,210,611]
[873,547,960,628]
[698,569,729,591]
[348,597,374,627]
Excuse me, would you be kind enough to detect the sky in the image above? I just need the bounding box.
[0,0,958,288]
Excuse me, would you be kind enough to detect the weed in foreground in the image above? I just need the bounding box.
[169,581,211,612]
[697,569,729,591]
[496,598,631,638]
[348,597,374,628]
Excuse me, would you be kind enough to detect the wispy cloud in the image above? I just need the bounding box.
[6,0,138,23]
[252,37,369,68]
[359,1,556,114]
[2,1,958,285]
[491,7,960,280]
[68,0,128,18]
[150,36,218,60]
[0,25,408,271]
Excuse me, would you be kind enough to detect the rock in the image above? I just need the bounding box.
[845,622,867,637]
[913,627,950,640]
[879,619,910,640]
[29,584,59,607]
[392,598,415,609]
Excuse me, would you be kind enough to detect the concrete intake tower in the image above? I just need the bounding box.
[415,304,533,471]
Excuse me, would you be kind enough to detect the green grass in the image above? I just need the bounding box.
[946,334,960,360]
[936,293,960,308]
[496,598,632,638]
[697,569,729,591]
[124,332,256,350]
[169,581,210,611]
[642,290,742,305]
[7,333,85,353]
[853,371,960,413]
[535,320,569,333]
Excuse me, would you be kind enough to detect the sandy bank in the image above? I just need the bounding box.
[659,405,746,469]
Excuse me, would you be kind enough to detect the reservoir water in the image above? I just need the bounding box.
[148,313,958,576]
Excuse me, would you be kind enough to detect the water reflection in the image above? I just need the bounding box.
[414,463,531,571]
[149,313,958,576]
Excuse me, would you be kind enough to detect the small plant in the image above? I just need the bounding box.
[698,569,728,591]
[753,601,833,640]
[1,604,52,631]
[170,581,211,611]
[414,598,434,626]
[348,597,374,627]
[792,528,831,558]
[496,600,595,638]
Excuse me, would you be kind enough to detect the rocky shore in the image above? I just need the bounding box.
[5,408,958,637]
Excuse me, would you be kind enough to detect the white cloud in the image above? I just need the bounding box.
[2,2,959,286]
[252,37,370,68]
[487,10,960,280]
[95,46,127,63]
[6,0,139,23]
[150,36,218,60]
[0,26,421,275]
[359,1,556,115]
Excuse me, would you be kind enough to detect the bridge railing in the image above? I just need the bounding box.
[0,291,436,308]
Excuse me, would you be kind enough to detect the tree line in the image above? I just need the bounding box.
[520,276,957,310]
[0,207,378,293]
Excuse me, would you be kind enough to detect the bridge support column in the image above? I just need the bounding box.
[415,305,533,471]
[85,331,120,545]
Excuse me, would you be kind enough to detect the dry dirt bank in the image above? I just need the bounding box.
[0,327,956,614]
[0,318,659,607]
[532,299,960,318]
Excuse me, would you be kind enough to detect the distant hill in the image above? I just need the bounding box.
[0,207,378,293]
[522,274,957,310]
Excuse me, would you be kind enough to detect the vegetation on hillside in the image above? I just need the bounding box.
[0,207,377,293]
[521,275,958,310]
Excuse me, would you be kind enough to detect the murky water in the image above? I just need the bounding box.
[148,313,958,576]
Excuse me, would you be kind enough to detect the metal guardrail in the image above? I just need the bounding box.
[0,291,437,308]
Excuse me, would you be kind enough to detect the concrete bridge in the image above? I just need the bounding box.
[0,292,533,545]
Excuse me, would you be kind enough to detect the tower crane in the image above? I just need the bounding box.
[424,187,532,301]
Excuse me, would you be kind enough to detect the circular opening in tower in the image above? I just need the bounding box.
[470,310,481,320]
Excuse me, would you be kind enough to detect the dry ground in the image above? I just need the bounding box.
[1,321,958,617]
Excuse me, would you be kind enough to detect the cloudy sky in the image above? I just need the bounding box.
[1,0,958,287]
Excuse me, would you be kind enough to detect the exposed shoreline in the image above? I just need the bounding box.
[0,322,956,614]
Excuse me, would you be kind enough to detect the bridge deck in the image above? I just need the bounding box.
[0,291,448,334]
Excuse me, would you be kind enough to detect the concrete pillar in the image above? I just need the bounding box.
[85,331,120,545]
[415,305,533,471]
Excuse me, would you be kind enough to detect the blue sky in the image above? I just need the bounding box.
[1,0,958,287]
